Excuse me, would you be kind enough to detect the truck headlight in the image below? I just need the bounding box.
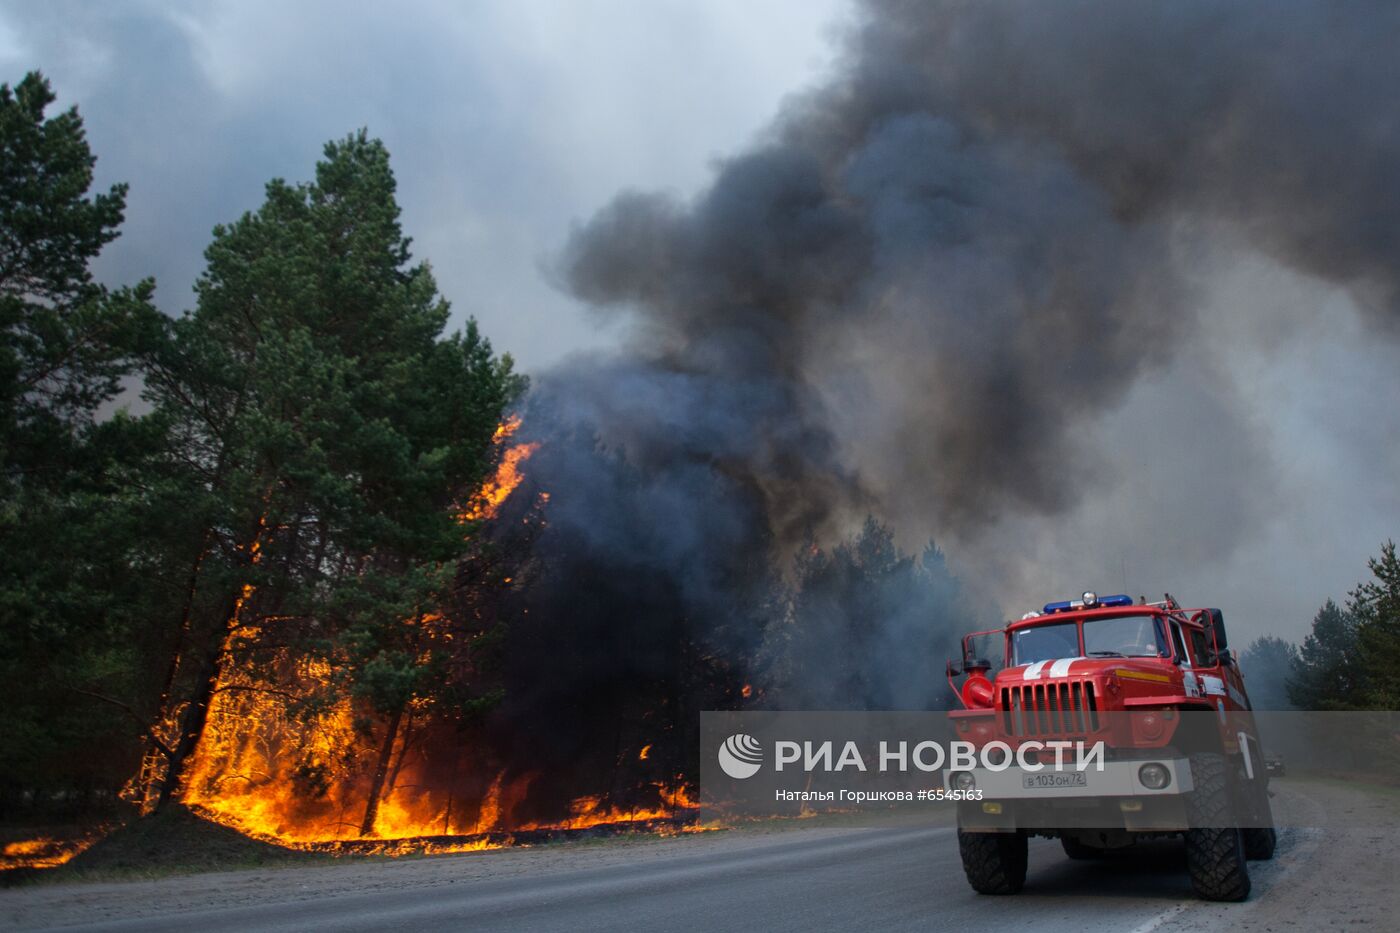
[953,771,976,791]
[1138,763,1171,790]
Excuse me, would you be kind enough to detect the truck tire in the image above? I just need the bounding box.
[1243,825,1276,861]
[1060,836,1104,860]
[1184,752,1251,901]
[1242,751,1277,860]
[958,829,1028,894]
[1242,782,1276,860]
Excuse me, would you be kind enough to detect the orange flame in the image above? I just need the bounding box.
[461,416,539,523]
[175,418,702,854]
[1,835,99,871]
[184,665,698,847]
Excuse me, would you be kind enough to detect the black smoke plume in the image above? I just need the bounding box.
[479,0,1400,798]
[556,0,1400,532]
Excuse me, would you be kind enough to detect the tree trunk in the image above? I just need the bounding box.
[153,511,269,810]
[153,588,241,810]
[384,711,415,800]
[359,705,404,837]
[141,393,247,807]
[139,540,210,808]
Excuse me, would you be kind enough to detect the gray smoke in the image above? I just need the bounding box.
[552,0,1400,556]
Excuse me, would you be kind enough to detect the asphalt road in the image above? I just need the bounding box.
[1,826,1334,933]
[7,779,1395,932]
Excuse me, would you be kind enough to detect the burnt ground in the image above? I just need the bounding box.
[2,805,699,887]
[58,806,319,878]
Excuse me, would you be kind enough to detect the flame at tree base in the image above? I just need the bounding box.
[179,658,702,850]
[0,834,102,871]
[185,754,702,854]
[184,773,706,858]
[167,415,709,856]
[188,799,707,859]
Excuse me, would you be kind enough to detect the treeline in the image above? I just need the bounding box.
[0,72,522,818]
[11,62,1387,834]
[1237,541,1400,710]
[758,517,968,710]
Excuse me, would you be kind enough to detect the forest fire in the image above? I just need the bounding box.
[461,416,539,523]
[0,835,98,871]
[169,417,702,855]
[184,665,697,848]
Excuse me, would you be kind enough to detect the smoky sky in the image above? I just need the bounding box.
[556,0,1400,640]
[0,0,843,370]
[4,0,1398,643]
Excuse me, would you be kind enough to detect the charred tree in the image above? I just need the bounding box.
[359,704,405,837]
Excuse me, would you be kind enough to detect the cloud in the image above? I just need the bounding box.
[6,0,1396,645]
[2,0,846,369]
[555,0,1400,642]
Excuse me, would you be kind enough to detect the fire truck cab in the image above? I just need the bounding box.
[944,592,1275,902]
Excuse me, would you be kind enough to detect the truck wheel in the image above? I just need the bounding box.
[958,829,1028,894]
[1242,747,1277,860]
[1242,783,1276,860]
[1243,825,1276,861]
[1060,836,1104,860]
[1184,752,1251,901]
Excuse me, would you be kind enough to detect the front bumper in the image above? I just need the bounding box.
[945,757,1195,832]
[943,757,1194,799]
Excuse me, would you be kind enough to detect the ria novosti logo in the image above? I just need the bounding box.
[718,733,763,779]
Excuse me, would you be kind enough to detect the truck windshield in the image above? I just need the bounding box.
[1012,621,1079,665]
[1082,614,1167,658]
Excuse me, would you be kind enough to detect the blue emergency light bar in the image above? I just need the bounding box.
[1042,593,1134,614]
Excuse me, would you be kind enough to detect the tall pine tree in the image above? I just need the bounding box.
[0,71,162,814]
[1288,598,1361,710]
[1352,541,1400,708]
[139,131,522,809]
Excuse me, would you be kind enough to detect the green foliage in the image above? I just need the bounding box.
[0,78,522,815]
[0,71,162,807]
[141,129,523,800]
[1287,598,1361,710]
[1352,541,1400,708]
[0,71,158,471]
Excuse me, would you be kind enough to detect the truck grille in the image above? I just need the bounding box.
[1000,681,1099,736]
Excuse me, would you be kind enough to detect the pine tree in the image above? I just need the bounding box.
[0,71,156,473]
[0,71,162,813]
[763,517,970,710]
[1352,541,1400,708]
[1287,598,1361,710]
[139,131,522,809]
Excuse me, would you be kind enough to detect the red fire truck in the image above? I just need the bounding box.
[944,592,1275,901]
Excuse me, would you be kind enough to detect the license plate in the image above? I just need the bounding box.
[1022,771,1088,789]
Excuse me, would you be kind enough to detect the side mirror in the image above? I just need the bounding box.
[1205,607,1228,654]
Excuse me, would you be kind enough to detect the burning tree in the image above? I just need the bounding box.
[135,131,525,818]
